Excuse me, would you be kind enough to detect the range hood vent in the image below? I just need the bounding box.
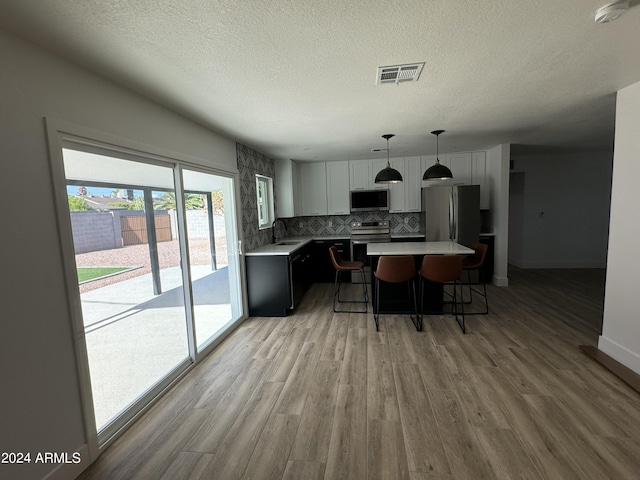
[376,63,424,85]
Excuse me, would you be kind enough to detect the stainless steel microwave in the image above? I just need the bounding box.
[350,190,389,212]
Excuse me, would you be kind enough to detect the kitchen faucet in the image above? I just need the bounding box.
[272,218,287,243]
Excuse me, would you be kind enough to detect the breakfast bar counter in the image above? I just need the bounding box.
[367,241,474,257]
[367,241,474,315]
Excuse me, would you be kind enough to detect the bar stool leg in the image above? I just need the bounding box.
[463,269,489,315]
[373,278,380,332]
[374,276,380,331]
[480,279,488,314]
[333,268,368,313]
[452,279,466,334]
[360,268,369,307]
[332,269,341,313]
[410,278,421,331]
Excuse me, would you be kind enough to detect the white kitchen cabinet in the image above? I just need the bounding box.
[388,158,406,213]
[326,161,350,215]
[299,161,328,216]
[349,160,370,190]
[349,158,390,191]
[275,158,300,218]
[388,156,422,213]
[422,153,473,184]
[404,156,423,212]
[472,151,489,209]
[422,151,489,208]
[445,152,473,185]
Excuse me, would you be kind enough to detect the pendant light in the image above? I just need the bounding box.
[423,129,453,180]
[374,134,403,184]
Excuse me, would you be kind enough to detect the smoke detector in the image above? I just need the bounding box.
[595,1,629,23]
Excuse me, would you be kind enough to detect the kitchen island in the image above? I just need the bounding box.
[367,241,474,315]
[367,241,474,257]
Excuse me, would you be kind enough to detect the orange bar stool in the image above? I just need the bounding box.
[462,243,489,315]
[418,255,466,333]
[373,255,419,331]
[329,246,368,313]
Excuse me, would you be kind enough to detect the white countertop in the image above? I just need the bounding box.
[245,237,477,256]
[245,235,352,256]
[245,237,313,256]
[367,241,474,256]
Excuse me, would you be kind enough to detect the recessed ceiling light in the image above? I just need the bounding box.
[595,1,629,23]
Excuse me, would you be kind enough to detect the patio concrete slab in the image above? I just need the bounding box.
[81,265,233,429]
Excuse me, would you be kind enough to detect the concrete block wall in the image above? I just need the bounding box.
[70,211,121,254]
[168,210,226,240]
[71,210,226,255]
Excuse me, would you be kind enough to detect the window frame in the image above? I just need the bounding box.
[255,174,275,229]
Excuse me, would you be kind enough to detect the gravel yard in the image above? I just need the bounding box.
[76,238,228,293]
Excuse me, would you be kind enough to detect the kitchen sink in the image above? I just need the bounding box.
[277,241,300,246]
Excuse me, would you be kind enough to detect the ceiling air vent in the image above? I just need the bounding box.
[376,63,424,85]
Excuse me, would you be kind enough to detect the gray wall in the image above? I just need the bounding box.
[0,29,236,480]
[509,151,613,268]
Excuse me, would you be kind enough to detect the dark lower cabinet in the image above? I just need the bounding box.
[246,244,314,316]
[369,255,444,314]
[310,239,350,283]
[246,255,291,316]
[479,235,495,283]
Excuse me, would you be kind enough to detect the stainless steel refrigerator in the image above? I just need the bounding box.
[421,184,480,247]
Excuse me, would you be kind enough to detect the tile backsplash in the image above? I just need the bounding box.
[237,142,423,250]
[282,211,422,237]
[237,143,276,251]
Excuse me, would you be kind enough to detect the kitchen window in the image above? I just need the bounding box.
[256,174,274,229]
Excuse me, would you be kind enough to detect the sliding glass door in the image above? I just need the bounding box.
[61,145,243,442]
[182,168,242,351]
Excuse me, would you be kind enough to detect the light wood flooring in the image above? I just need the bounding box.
[78,267,640,480]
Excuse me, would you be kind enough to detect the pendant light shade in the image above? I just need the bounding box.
[374,134,403,184]
[423,130,453,180]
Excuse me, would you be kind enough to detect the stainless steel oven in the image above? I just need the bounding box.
[350,221,391,283]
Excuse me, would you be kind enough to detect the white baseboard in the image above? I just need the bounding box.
[492,275,509,287]
[598,335,640,376]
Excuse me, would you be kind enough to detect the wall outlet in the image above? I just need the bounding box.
[328,220,333,227]
[299,221,305,228]
[404,217,409,224]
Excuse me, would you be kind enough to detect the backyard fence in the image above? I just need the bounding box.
[71,209,226,254]
[121,214,172,246]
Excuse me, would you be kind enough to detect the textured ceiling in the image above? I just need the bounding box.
[1,0,639,160]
